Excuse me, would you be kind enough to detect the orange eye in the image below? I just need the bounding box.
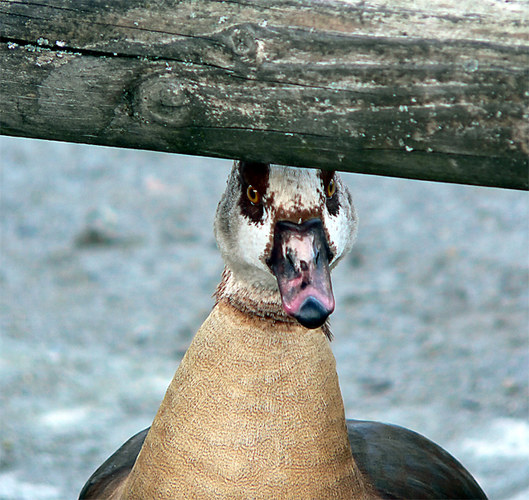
[247,185,260,204]
[326,178,336,198]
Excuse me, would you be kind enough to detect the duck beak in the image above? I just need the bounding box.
[267,218,335,329]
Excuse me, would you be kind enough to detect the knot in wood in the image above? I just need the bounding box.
[226,25,257,58]
[158,83,188,108]
[137,76,192,126]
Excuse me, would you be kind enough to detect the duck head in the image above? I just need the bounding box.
[215,161,357,329]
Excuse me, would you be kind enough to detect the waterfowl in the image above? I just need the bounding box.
[80,161,487,499]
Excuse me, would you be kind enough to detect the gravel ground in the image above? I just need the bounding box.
[1,136,528,499]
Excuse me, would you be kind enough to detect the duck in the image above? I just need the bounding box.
[79,161,487,499]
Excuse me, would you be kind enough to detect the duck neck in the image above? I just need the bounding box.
[121,291,372,498]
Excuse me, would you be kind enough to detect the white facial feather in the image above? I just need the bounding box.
[267,166,324,213]
[325,175,357,270]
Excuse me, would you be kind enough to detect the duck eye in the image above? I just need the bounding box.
[326,178,336,198]
[247,185,260,204]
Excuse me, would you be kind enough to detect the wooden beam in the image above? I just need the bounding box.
[1,0,528,189]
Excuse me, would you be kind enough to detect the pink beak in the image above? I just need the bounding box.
[267,219,335,329]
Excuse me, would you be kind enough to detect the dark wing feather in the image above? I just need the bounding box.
[347,419,487,499]
[79,427,149,499]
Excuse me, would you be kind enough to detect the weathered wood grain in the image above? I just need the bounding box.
[1,0,528,189]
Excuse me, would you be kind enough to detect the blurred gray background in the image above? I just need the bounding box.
[1,136,527,499]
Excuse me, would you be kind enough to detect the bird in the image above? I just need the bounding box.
[79,161,487,499]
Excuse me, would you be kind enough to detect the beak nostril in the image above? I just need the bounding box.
[286,252,296,269]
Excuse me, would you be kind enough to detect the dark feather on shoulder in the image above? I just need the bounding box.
[79,428,149,499]
[347,420,487,499]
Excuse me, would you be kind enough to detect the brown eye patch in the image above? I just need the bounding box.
[238,161,270,223]
[320,170,340,216]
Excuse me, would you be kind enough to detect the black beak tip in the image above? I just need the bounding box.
[294,297,331,329]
